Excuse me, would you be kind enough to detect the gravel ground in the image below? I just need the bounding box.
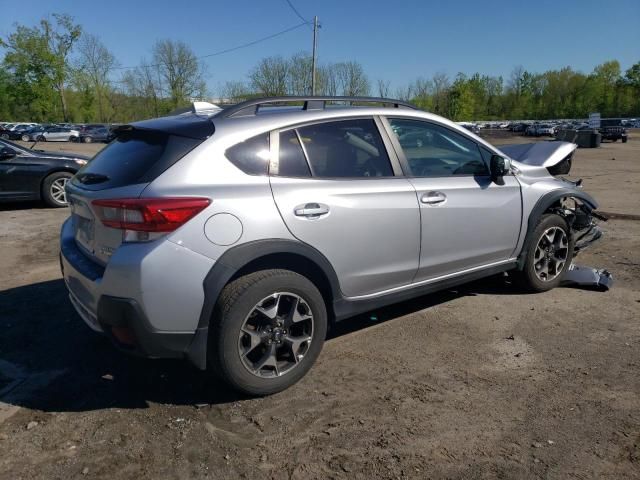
[0,134,638,479]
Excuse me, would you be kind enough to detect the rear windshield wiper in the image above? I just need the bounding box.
[76,173,110,185]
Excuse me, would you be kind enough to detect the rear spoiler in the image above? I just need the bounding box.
[113,110,216,140]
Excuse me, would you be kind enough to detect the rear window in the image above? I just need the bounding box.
[73,130,200,190]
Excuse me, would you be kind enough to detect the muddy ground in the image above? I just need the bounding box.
[0,134,639,479]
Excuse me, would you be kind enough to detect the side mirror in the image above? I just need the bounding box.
[490,155,510,182]
[0,147,16,160]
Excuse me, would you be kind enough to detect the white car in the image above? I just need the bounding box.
[38,127,80,142]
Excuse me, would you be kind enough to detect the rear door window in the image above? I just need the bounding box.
[72,130,200,190]
[295,119,393,178]
[276,129,311,177]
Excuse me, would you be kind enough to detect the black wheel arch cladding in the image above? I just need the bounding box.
[517,188,598,269]
[196,239,342,332]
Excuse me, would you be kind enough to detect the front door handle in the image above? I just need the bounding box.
[294,203,330,218]
[421,191,447,205]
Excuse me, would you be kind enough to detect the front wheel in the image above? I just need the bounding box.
[42,172,73,207]
[83,136,93,143]
[513,214,574,292]
[209,270,327,396]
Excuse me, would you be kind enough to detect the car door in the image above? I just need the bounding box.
[0,144,40,199]
[269,117,421,298]
[44,127,58,141]
[384,117,522,282]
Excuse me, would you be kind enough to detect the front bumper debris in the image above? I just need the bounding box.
[562,264,613,291]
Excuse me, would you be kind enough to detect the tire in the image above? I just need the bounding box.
[0,133,8,139]
[622,137,627,143]
[209,269,327,396]
[21,134,30,142]
[38,135,46,141]
[42,171,73,207]
[513,213,574,292]
[83,136,93,143]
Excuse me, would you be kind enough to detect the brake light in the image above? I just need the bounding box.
[92,198,211,233]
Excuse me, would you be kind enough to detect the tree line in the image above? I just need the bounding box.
[1,14,639,123]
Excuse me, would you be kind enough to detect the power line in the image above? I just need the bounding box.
[283,0,311,27]
[110,21,308,72]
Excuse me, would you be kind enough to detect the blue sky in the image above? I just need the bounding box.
[2,0,639,95]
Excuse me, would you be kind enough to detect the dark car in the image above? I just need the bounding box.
[0,126,13,140]
[78,126,114,143]
[0,138,89,207]
[16,125,46,142]
[599,125,628,143]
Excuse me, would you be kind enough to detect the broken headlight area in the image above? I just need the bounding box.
[552,198,605,255]
[547,152,573,176]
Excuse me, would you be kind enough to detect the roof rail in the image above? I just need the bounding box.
[215,96,418,119]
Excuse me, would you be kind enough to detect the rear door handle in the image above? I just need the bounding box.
[294,203,330,218]
[421,191,447,205]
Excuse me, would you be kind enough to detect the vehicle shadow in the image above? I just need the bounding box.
[0,274,570,413]
[0,201,61,211]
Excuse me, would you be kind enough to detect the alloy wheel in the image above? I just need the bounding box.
[50,177,69,205]
[533,226,569,281]
[238,292,314,378]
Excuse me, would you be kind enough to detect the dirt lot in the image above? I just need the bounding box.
[1,134,639,479]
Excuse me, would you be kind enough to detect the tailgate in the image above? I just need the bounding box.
[67,121,210,265]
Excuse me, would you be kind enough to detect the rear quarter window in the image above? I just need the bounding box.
[225,133,270,175]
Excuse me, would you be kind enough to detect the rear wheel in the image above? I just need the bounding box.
[83,136,93,143]
[42,172,73,207]
[513,214,574,292]
[209,269,327,396]
[0,133,8,139]
[21,134,30,142]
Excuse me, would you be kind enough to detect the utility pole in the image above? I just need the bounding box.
[311,15,318,95]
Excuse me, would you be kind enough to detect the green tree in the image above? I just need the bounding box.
[1,14,81,121]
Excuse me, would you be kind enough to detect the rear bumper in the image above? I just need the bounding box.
[60,217,214,366]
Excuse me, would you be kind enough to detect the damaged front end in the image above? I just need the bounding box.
[500,140,613,290]
[552,197,605,255]
[552,199,612,290]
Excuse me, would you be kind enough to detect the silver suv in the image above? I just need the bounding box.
[60,96,603,395]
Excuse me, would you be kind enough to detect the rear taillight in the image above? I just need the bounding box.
[92,198,210,240]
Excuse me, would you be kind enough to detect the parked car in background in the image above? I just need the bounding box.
[525,124,554,137]
[459,122,481,134]
[18,126,46,142]
[78,126,114,143]
[78,124,107,134]
[0,138,88,207]
[0,125,13,139]
[537,124,555,136]
[36,126,80,142]
[599,125,628,142]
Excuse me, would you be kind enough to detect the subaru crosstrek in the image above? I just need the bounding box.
[60,96,603,395]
